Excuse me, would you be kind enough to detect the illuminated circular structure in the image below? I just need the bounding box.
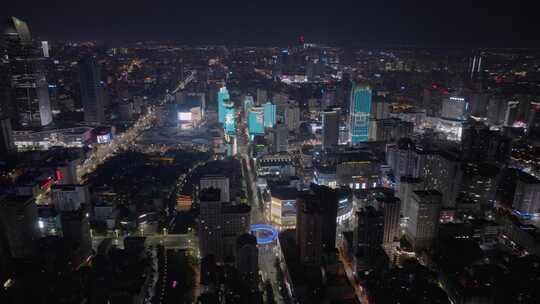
[250,224,278,245]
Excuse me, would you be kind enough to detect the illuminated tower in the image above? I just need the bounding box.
[248,106,264,137]
[223,100,236,135]
[217,86,230,123]
[349,83,372,144]
[3,17,52,128]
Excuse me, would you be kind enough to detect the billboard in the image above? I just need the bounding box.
[97,133,111,144]
[178,112,192,121]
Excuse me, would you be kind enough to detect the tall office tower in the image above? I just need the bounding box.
[199,189,251,261]
[79,57,106,124]
[460,163,499,207]
[349,83,372,144]
[423,152,462,209]
[199,189,223,259]
[40,41,49,58]
[223,100,236,135]
[247,106,264,137]
[382,196,401,244]
[217,86,230,123]
[200,175,230,203]
[0,58,14,155]
[263,102,276,128]
[0,118,14,155]
[0,196,38,258]
[296,184,338,266]
[236,233,258,283]
[3,17,52,128]
[273,92,289,120]
[243,95,254,116]
[512,172,540,215]
[60,210,92,261]
[284,103,300,131]
[322,108,339,150]
[256,88,267,106]
[469,54,483,80]
[272,122,288,152]
[386,138,419,181]
[353,206,384,271]
[406,190,442,251]
[398,176,424,218]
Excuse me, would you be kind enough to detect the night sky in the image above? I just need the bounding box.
[3,0,537,47]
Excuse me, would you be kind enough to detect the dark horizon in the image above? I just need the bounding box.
[3,0,538,48]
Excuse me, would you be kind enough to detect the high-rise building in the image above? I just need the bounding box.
[40,41,49,58]
[0,195,38,258]
[349,83,372,144]
[223,100,236,135]
[236,233,258,282]
[3,17,52,128]
[322,108,339,149]
[263,102,276,128]
[386,138,419,181]
[0,118,14,155]
[422,152,462,209]
[296,184,338,266]
[217,86,230,123]
[243,95,254,115]
[200,175,230,203]
[512,172,540,216]
[272,122,288,152]
[398,176,424,219]
[198,189,251,261]
[353,206,384,271]
[79,57,106,124]
[382,196,401,244]
[284,103,300,131]
[248,106,264,137]
[406,190,442,251]
[256,88,267,106]
[60,210,92,261]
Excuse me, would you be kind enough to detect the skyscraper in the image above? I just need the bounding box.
[79,57,106,124]
[272,122,288,152]
[296,184,338,266]
[322,108,339,149]
[248,106,264,137]
[406,190,442,251]
[353,206,384,271]
[217,86,230,123]
[223,99,236,135]
[198,188,251,261]
[349,83,372,144]
[0,196,38,258]
[263,102,276,128]
[3,17,52,128]
[284,103,300,131]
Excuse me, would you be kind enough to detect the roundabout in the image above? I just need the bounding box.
[250,224,278,245]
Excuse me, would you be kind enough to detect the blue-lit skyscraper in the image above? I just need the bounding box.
[248,106,264,137]
[349,83,372,144]
[218,86,230,123]
[224,100,236,135]
[263,102,276,128]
